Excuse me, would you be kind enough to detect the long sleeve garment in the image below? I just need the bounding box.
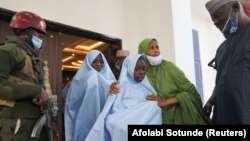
[0,36,42,118]
[212,23,250,124]
[138,38,204,125]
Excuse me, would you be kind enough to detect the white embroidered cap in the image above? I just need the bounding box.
[116,50,130,57]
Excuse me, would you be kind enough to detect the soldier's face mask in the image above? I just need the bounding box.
[221,7,238,38]
[32,35,43,49]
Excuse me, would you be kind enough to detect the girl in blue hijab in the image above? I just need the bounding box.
[64,50,116,141]
[85,54,162,141]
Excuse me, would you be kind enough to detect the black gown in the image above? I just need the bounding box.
[212,23,250,124]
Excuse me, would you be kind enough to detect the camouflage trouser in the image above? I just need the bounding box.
[0,118,47,141]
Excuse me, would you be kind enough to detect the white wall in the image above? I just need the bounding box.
[190,0,224,103]
[0,0,224,104]
[0,0,125,40]
[0,0,173,58]
[136,0,175,62]
[0,0,178,78]
[171,0,196,83]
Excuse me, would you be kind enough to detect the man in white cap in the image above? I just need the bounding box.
[114,49,130,79]
[204,0,250,124]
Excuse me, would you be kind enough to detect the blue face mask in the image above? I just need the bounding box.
[32,36,43,49]
[222,8,238,38]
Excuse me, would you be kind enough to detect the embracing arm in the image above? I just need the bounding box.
[147,95,178,107]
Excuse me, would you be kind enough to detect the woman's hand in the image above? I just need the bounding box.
[109,81,120,95]
[146,95,165,106]
[147,95,178,107]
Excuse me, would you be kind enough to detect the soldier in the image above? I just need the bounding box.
[0,11,49,140]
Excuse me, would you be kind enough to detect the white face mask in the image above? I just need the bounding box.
[146,55,163,66]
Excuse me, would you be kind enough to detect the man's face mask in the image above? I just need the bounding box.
[221,7,238,38]
[32,35,43,49]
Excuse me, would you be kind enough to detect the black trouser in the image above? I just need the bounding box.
[0,118,47,141]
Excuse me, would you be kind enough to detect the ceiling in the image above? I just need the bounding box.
[61,33,109,71]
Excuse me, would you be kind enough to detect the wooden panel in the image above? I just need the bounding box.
[41,31,63,141]
[0,19,12,43]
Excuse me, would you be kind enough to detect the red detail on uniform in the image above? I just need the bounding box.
[9,11,46,34]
